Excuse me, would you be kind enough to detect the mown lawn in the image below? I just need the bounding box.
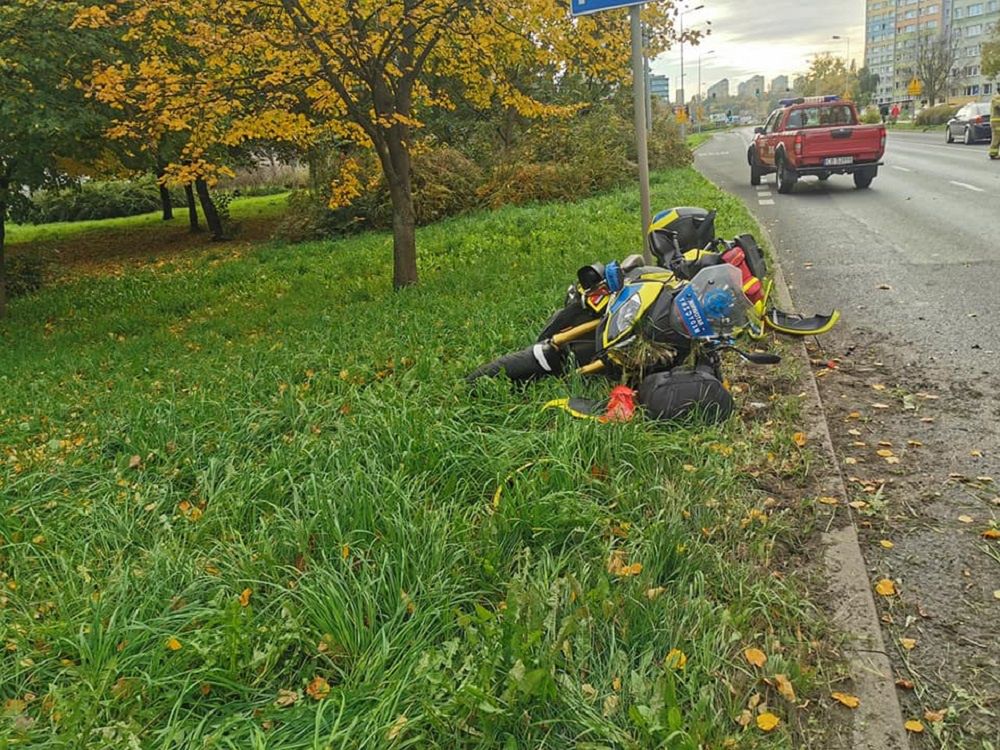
[5,193,289,246]
[1,168,829,748]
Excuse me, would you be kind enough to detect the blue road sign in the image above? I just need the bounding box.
[570,0,644,16]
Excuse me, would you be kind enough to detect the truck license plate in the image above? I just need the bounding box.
[823,156,853,166]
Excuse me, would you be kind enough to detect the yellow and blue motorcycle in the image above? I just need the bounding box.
[468,207,839,422]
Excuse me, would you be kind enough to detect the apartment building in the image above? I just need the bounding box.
[737,75,765,98]
[706,78,730,101]
[949,0,1000,97]
[865,0,999,104]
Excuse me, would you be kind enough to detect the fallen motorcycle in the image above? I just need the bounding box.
[468,207,840,422]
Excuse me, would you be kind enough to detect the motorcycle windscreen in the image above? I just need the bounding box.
[765,308,841,336]
[671,264,751,339]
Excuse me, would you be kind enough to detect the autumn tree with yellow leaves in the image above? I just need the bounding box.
[84,0,689,288]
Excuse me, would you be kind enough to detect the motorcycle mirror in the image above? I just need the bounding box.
[577,263,605,290]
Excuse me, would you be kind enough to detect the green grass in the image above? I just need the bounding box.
[685,132,714,150]
[1,169,828,748]
[5,193,289,246]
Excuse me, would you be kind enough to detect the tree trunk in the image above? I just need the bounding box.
[156,166,173,221]
[0,178,7,319]
[194,178,225,241]
[185,183,200,232]
[382,132,418,288]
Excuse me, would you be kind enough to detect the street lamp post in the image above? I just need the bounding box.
[832,35,851,97]
[677,3,705,138]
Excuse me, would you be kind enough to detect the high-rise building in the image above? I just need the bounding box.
[770,75,790,95]
[865,0,898,104]
[649,74,671,102]
[949,0,1000,97]
[864,0,999,104]
[706,78,730,102]
[737,75,765,98]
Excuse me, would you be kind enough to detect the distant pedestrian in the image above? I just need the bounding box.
[990,92,1000,160]
[879,103,889,123]
[890,103,900,125]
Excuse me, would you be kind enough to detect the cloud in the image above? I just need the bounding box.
[649,0,864,95]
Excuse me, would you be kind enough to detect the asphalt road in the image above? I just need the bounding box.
[697,129,1000,746]
[696,128,1000,378]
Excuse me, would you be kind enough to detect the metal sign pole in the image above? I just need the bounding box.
[630,5,652,260]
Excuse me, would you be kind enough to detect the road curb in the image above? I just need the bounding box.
[763,234,911,749]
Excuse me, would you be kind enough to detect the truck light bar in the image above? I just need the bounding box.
[779,95,841,107]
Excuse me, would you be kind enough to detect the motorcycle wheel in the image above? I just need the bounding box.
[467,343,565,384]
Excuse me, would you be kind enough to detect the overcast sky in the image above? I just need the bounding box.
[649,0,866,98]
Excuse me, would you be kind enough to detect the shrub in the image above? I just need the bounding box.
[411,146,483,224]
[276,104,691,241]
[23,175,189,224]
[915,104,959,126]
[859,106,883,124]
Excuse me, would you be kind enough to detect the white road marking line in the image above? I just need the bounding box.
[891,165,912,172]
[949,180,985,192]
[757,192,773,198]
[758,199,775,205]
[755,185,767,191]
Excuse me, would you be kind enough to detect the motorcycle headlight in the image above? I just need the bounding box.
[608,294,643,341]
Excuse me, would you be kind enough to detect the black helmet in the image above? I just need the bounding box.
[647,207,717,265]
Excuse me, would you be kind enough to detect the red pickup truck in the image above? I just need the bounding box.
[747,96,886,193]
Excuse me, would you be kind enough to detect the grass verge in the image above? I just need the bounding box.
[5,193,289,246]
[686,132,714,150]
[1,168,830,748]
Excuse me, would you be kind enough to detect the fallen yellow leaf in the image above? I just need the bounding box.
[895,678,914,690]
[275,689,300,708]
[818,496,840,505]
[602,694,620,716]
[165,637,182,651]
[238,588,252,607]
[831,691,860,708]
[645,586,667,600]
[880,539,894,549]
[875,579,896,596]
[306,676,330,701]
[665,648,687,670]
[904,719,924,733]
[923,708,946,723]
[341,544,350,560]
[876,449,894,458]
[774,673,796,702]
[386,714,408,740]
[900,637,917,650]
[756,712,780,732]
[981,528,1000,539]
[612,676,621,691]
[619,562,643,577]
[743,647,767,668]
[958,515,974,524]
[793,432,808,447]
